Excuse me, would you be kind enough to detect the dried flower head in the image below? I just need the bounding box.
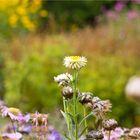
[0,106,22,121]
[92,99,112,119]
[54,73,73,87]
[86,130,103,139]
[102,119,118,131]
[61,86,73,99]
[31,112,48,134]
[64,56,87,69]
[31,112,48,126]
[92,97,101,103]
[79,92,93,104]
[129,127,140,139]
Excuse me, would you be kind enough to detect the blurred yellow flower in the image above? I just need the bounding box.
[30,0,41,13]
[9,14,18,27]
[21,16,36,31]
[16,6,26,15]
[0,0,45,32]
[39,10,48,17]
[0,0,18,10]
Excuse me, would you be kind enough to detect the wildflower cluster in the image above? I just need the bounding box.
[54,56,140,140]
[0,104,61,140]
[102,0,140,21]
[0,0,48,32]
[0,56,139,140]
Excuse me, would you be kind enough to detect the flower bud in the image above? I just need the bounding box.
[86,130,103,139]
[79,92,93,104]
[129,127,140,139]
[102,119,118,131]
[92,99,112,119]
[61,86,73,99]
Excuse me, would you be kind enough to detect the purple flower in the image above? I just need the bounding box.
[2,132,22,140]
[127,10,139,19]
[0,106,22,121]
[18,114,30,123]
[114,2,125,12]
[19,125,32,134]
[5,125,16,133]
[48,129,62,140]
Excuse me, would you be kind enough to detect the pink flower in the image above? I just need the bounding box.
[127,10,139,19]
[103,127,124,140]
[105,11,118,20]
[18,114,30,123]
[131,0,140,4]
[114,2,125,12]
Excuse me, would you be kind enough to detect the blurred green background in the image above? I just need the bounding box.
[0,0,140,128]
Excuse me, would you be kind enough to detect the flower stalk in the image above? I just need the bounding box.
[83,107,88,133]
[108,130,111,140]
[73,70,78,140]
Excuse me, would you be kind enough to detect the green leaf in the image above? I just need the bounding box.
[79,126,88,138]
[66,112,75,125]
[62,133,71,140]
[60,110,69,126]
[79,112,93,127]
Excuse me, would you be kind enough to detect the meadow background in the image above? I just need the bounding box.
[0,0,140,129]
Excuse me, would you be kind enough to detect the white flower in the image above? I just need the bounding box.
[129,128,140,139]
[125,76,140,102]
[64,56,87,69]
[54,73,73,86]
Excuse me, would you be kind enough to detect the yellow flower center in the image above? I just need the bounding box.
[8,107,21,115]
[70,56,80,61]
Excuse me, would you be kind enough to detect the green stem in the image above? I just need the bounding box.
[63,97,66,112]
[66,100,73,140]
[108,130,111,140]
[73,70,78,140]
[83,107,88,133]
[63,97,72,140]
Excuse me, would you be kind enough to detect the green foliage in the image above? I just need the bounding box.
[79,56,140,127]
[3,45,140,127]
[4,37,75,112]
[0,0,48,38]
[0,54,5,99]
[1,12,140,128]
[44,1,115,30]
